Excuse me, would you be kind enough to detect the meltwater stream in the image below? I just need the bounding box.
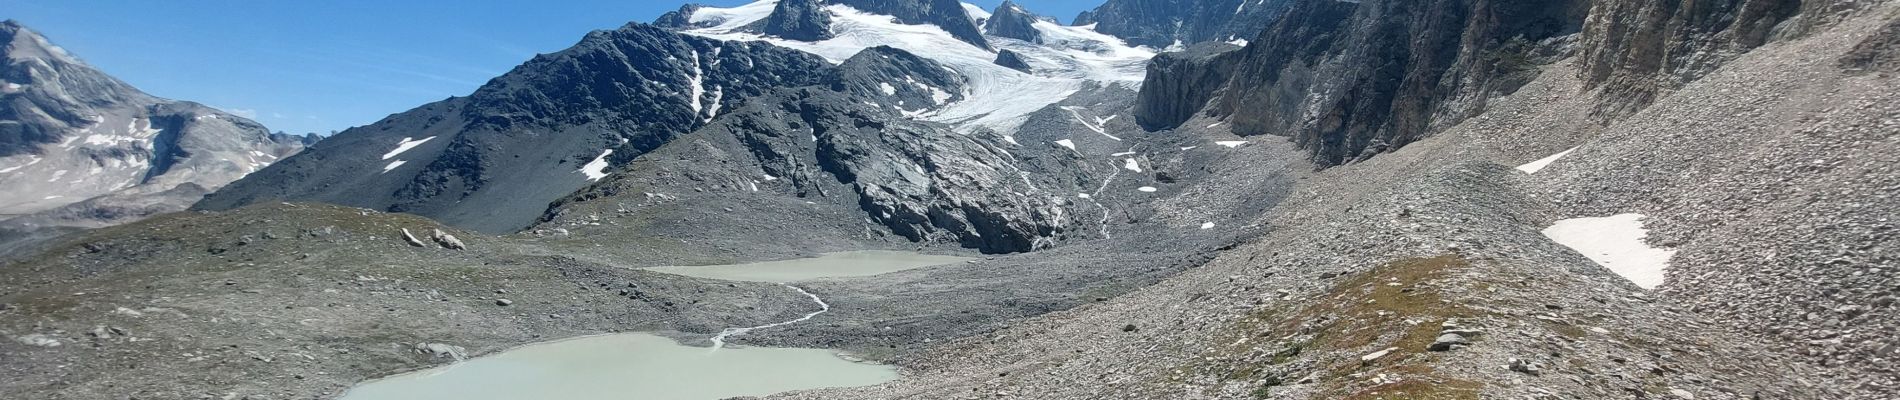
[339,251,969,400]
[710,284,829,349]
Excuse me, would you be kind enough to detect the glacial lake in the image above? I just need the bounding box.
[340,251,969,400]
[338,333,898,400]
[643,250,971,282]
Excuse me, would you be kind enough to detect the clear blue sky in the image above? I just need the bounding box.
[1,0,1103,135]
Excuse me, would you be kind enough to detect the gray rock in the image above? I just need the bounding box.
[1509,358,1542,376]
[1428,332,1470,351]
[400,228,426,247]
[494,299,513,307]
[15,333,61,347]
[429,229,466,250]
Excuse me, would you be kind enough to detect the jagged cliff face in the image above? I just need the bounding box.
[1135,0,1873,168]
[1075,0,1293,48]
[1132,42,1241,130]
[196,25,833,233]
[1139,0,1587,166]
[1578,0,1804,116]
[0,21,310,225]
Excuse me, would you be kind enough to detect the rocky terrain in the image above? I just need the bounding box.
[0,21,315,249]
[3,0,1897,399]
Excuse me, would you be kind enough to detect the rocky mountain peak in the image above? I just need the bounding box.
[2,20,79,65]
[0,21,312,245]
[984,0,1050,43]
[759,0,834,41]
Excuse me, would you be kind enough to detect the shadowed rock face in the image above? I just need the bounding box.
[1132,42,1241,130]
[993,49,1032,72]
[0,20,311,232]
[1578,0,1803,117]
[196,24,833,233]
[984,1,1047,44]
[1074,0,1294,48]
[1135,0,1587,167]
[759,0,833,41]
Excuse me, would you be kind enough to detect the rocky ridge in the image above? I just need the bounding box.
[195,24,833,233]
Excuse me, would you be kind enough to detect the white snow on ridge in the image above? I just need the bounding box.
[680,2,1153,137]
[382,136,436,160]
[579,149,614,181]
[1541,213,1676,289]
[687,0,778,31]
[1516,146,1579,174]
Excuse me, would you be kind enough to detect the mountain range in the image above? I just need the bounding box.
[0,20,316,256]
[2,0,1896,399]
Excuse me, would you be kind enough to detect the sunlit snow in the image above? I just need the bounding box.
[381,136,437,160]
[1541,213,1676,289]
[1516,146,1579,174]
[579,149,614,181]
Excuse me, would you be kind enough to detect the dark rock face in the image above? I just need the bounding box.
[833,0,991,50]
[1074,0,1294,48]
[1132,42,1241,130]
[546,86,1067,254]
[0,20,310,226]
[1578,0,1802,117]
[829,46,966,115]
[984,1,1048,44]
[759,0,833,41]
[1138,0,1585,167]
[197,24,832,233]
[994,49,1033,72]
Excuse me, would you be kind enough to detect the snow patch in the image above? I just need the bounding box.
[1199,222,1215,230]
[1137,186,1157,192]
[381,160,407,173]
[879,82,897,95]
[1053,139,1076,151]
[381,136,436,160]
[1121,158,1142,173]
[578,149,614,181]
[1516,146,1579,174]
[1541,213,1676,289]
[1215,140,1248,148]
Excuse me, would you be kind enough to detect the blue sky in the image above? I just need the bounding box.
[1,0,1103,135]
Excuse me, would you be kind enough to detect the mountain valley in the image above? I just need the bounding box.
[1,0,1896,399]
